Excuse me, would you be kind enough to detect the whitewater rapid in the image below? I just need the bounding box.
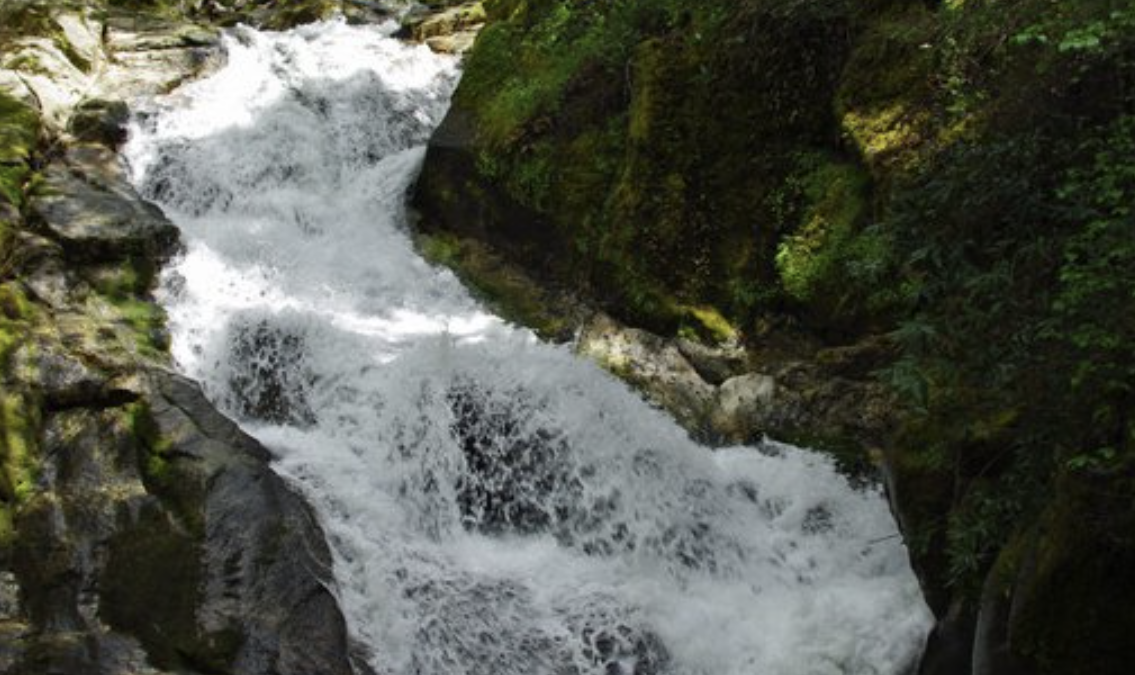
[123,17,932,675]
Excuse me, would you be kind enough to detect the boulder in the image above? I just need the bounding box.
[708,373,778,441]
[425,30,480,55]
[675,337,746,386]
[5,370,367,675]
[67,98,131,148]
[402,2,485,54]
[576,313,714,434]
[29,147,180,266]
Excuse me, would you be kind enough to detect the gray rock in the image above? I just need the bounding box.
[0,572,18,620]
[19,342,110,409]
[7,372,365,675]
[409,2,487,41]
[149,372,367,675]
[425,29,480,55]
[710,372,778,442]
[577,313,714,433]
[67,99,132,148]
[30,149,180,266]
[675,337,746,386]
[10,231,72,309]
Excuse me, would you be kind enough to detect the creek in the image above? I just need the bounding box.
[122,17,931,675]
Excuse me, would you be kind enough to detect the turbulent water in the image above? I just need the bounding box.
[123,18,932,675]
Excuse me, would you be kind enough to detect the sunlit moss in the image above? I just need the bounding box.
[842,105,930,166]
[775,159,869,306]
[0,91,40,208]
[679,305,737,345]
[1,392,39,509]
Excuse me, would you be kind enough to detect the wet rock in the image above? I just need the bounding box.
[4,372,363,675]
[29,149,180,266]
[67,98,131,148]
[147,372,365,675]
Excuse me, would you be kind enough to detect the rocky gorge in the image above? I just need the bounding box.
[2,0,1131,675]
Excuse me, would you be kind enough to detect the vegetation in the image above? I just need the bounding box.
[417,0,1135,671]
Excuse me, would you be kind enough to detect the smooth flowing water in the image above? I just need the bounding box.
[123,18,932,675]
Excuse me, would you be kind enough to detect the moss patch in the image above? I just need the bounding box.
[0,392,40,548]
[0,91,40,209]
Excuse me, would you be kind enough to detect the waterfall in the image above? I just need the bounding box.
[123,17,932,675]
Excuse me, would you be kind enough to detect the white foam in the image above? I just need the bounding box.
[124,17,932,675]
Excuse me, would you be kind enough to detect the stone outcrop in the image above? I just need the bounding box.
[1,3,370,674]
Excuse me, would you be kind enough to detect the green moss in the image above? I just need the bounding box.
[776,160,867,300]
[422,0,863,337]
[0,392,40,548]
[0,91,40,208]
[679,305,737,345]
[126,401,173,489]
[87,258,157,298]
[835,2,937,171]
[417,232,569,339]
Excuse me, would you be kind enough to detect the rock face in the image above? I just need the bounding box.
[1,3,369,675]
[31,146,181,266]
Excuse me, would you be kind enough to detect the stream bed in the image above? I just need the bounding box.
[122,17,931,675]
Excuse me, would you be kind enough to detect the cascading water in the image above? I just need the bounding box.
[123,17,933,675]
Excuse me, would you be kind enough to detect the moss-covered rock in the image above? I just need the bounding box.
[415,0,860,337]
[0,4,373,673]
[416,1,1135,673]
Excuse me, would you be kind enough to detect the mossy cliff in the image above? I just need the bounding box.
[1,2,369,674]
[413,0,1135,673]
